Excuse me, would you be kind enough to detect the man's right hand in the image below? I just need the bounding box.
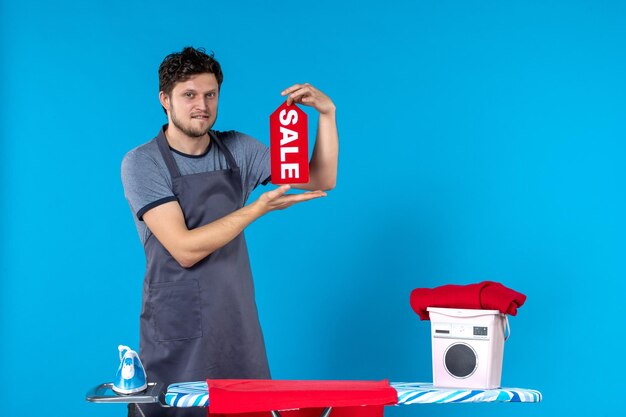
[144,185,325,268]
[252,185,326,214]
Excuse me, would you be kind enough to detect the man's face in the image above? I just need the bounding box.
[162,73,219,138]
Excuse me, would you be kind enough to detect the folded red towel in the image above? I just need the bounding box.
[207,379,398,417]
[208,409,386,417]
[409,281,526,320]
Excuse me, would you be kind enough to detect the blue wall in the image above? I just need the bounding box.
[1,1,624,416]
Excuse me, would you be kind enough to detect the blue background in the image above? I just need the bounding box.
[1,1,624,416]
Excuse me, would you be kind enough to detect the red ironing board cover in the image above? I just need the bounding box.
[410,281,527,320]
[207,379,398,416]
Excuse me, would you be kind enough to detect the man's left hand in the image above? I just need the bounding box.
[281,83,336,115]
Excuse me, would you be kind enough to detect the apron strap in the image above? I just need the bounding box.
[155,126,241,180]
[209,130,239,170]
[156,126,182,179]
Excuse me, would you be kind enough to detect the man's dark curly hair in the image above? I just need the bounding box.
[158,46,223,98]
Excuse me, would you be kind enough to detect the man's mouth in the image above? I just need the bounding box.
[192,114,210,120]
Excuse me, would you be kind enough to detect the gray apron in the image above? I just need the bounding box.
[135,127,270,417]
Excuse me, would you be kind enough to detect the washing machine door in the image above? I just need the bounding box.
[444,343,478,378]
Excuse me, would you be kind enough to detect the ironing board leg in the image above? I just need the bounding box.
[271,407,332,417]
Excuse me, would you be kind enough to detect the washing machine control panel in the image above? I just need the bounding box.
[473,326,488,336]
[433,323,490,340]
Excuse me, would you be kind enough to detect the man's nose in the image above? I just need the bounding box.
[194,96,209,111]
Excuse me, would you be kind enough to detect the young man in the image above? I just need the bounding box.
[121,47,338,417]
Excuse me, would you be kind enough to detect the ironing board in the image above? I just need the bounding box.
[166,381,541,407]
[87,381,542,407]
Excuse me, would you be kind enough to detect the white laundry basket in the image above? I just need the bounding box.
[427,307,509,389]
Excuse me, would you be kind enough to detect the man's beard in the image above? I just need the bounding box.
[170,106,216,138]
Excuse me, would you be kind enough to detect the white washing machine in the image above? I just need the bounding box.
[427,307,509,389]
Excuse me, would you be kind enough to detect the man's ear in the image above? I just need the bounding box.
[159,91,170,112]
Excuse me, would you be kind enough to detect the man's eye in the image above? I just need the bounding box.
[207,92,216,98]
[185,92,194,98]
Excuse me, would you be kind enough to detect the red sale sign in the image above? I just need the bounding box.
[270,102,309,184]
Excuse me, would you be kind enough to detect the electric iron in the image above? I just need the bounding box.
[112,345,147,394]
